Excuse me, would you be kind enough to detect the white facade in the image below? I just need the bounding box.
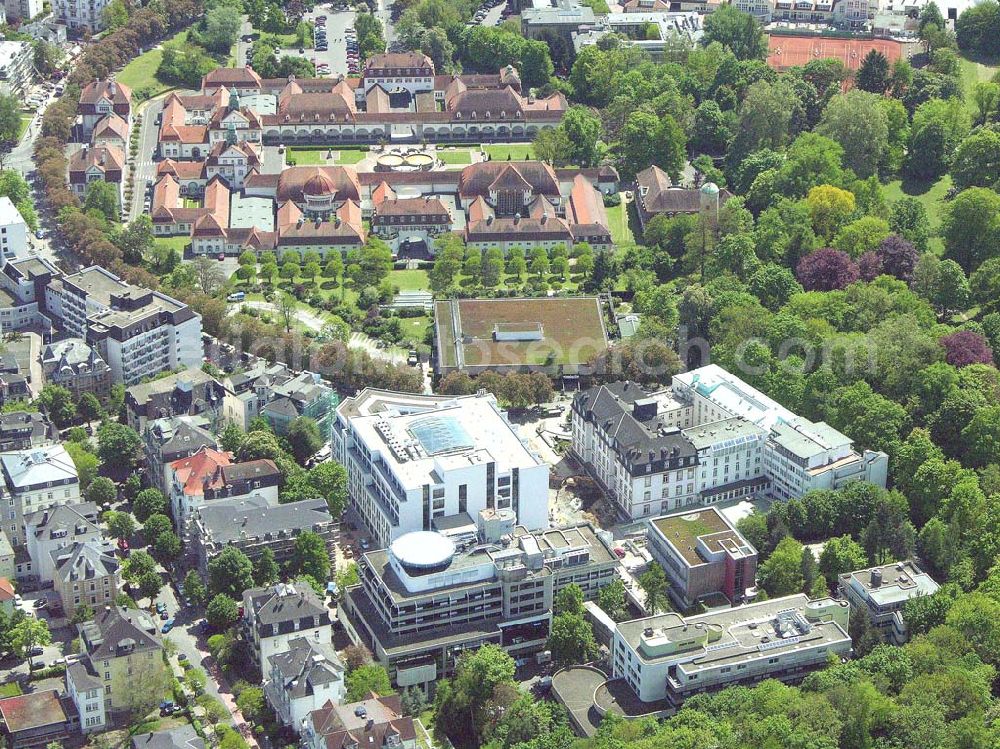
[572,366,889,521]
[0,41,33,97]
[607,595,852,706]
[66,666,107,734]
[0,445,81,547]
[334,389,550,549]
[24,504,101,584]
[53,0,110,30]
[264,640,345,730]
[55,266,204,386]
[4,0,43,21]
[734,0,773,22]
[838,561,939,645]
[0,198,28,264]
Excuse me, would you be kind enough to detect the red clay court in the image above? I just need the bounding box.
[767,35,903,73]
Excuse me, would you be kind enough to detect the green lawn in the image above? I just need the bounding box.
[118,29,189,98]
[436,149,472,165]
[287,147,330,166]
[0,682,21,698]
[17,114,31,140]
[335,149,368,165]
[607,199,634,246]
[400,313,432,343]
[960,54,1000,115]
[883,175,951,255]
[154,235,191,255]
[484,144,534,160]
[390,269,429,292]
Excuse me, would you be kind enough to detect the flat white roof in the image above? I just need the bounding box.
[1,444,78,489]
[349,392,544,490]
[0,41,29,71]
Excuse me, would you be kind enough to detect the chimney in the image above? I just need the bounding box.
[870,568,883,587]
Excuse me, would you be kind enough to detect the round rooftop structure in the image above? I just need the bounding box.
[303,171,337,196]
[390,531,456,573]
[700,181,720,195]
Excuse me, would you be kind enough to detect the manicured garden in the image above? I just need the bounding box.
[483,143,534,160]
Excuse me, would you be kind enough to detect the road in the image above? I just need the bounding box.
[375,0,395,47]
[129,96,170,222]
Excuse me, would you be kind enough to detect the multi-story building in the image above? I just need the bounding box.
[53,266,203,386]
[734,0,773,22]
[264,637,345,730]
[166,446,281,542]
[302,694,415,749]
[0,530,13,581]
[605,594,852,707]
[0,198,29,264]
[69,607,164,719]
[0,256,60,334]
[51,540,121,620]
[838,561,939,645]
[0,41,33,97]
[572,365,889,520]
[76,80,132,141]
[23,502,101,587]
[333,388,549,549]
[646,507,757,609]
[55,0,112,32]
[0,690,76,748]
[0,444,81,547]
[131,726,206,749]
[370,183,451,253]
[65,660,106,734]
[192,496,336,577]
[124,368,225,433]
[341,515,619,690]
[0,412,56,453]
[41,339,113,403]
[68,145,125,203]
[142,415,218,495]
[242,582,333,666]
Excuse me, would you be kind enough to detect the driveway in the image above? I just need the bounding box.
[231,299,327,332]
[287,4,356,78]
[129,95,171,221]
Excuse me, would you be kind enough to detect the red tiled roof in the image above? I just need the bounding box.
[168,446,232,496]
[0,577,13,602]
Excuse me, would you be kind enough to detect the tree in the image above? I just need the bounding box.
[0,172,36,232]
[208,547,254,599]
[554,583,584,616]
[819,535,868,586]
[292,531,330,583]
[806,185,856,239]
[532,127,574,167]
[816,90,889,178]
[560,106,603,167]
[856,49,890,93]
[343,643,372,672]
[796,248,860,291]
[939,330,993,367]
[906,98,971,180]
[307,461,348,516]
[219,422,245,454]
[0,96,21,144]
[876,235,919,281]
[101,0,128,29]
[286,416,323,465]
[760,537,807,596]
[76,393,103,423]
[105,510,136,541]
[434,644,515,749]
[956,0,1000,56]
[133,488,167,523]
[941,187,1000,272]
[206,594,240,631]
[199,5,241,54]
[10,618,51,666]
[345,664,393,701]
[597,577,628,622]
[252,547,279,586]
[154,530,181,561]
[137,570,163,600]
[951,129,1000,189]
[83,181,120,223]
[961,405,1000,467]
[639,563,669,614]
[702,4,767,60]
[33,41,64,77]
[183,570,208,607]
[235,686,265,724]
[96,422,141,479]
[618,110,686,182]
[85,476,117,507]
[547,612,599,666]
[37,385,75,427]
[400,686,428,718]
[123,550,156,582]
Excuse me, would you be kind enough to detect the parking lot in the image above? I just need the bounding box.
[279,3,357,78]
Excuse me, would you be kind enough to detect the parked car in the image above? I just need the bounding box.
[161,618,174,634]
[29,645,43,656]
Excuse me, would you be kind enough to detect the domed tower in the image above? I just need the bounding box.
[699,181,720,223]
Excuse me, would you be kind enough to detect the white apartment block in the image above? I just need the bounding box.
[52,266,203,386]
[0,41,33,97]
[4,0,42,22]
[572,365,888,520]
[333,389,549,549]
[0,198,28,264]
[735,0,773,23]
[0,444,81,547]
[605,594,852,706]
[838,560,939,645]
[53,0,111,31]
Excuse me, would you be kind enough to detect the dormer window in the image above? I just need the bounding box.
[485,111,491,119]
[515,111,522,118]
[471,111,477,120]
[500,111,506,119]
